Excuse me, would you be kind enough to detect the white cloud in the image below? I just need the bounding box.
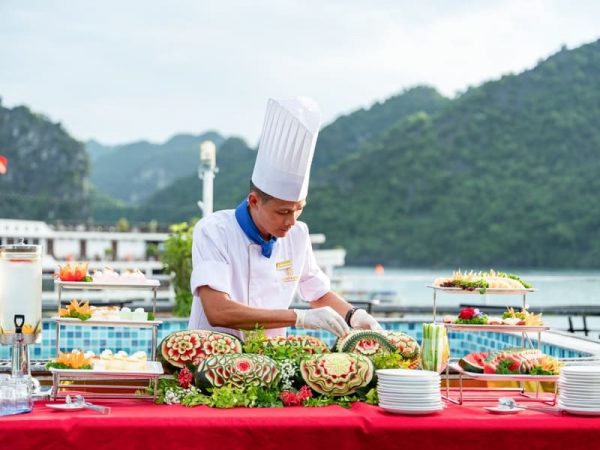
[0,0,599,145]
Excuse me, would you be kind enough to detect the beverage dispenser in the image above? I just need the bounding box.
[0,241,42,392]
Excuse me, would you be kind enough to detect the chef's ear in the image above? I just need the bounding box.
[248,192,259,208]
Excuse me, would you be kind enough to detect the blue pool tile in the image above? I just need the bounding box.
[0,320,590,360]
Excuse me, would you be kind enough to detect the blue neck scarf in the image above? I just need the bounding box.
[235,199,277,258]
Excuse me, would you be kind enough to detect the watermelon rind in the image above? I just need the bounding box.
[159,330,242,371]
[194,353,280,391]
[458,352,488,373]
[300,353,374,396]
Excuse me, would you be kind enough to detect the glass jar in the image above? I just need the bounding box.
[0,242,42,340]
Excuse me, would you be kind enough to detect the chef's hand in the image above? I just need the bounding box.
[350,309,383,330]
[294,307,350,337]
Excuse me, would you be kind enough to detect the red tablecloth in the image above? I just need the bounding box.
[1,400,599,450]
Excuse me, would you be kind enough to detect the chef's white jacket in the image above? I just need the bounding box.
[188,209,330,339]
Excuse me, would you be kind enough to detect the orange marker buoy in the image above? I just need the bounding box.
[375,264,385,275]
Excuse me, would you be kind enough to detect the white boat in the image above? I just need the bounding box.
[0,218,345,311]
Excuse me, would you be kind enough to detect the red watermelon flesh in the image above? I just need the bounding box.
[458,352,488,373]
[483,349,543,374]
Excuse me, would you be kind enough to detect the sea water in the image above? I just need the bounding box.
[333,267,600,334]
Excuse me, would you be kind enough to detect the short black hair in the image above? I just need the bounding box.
[249,180,274,203]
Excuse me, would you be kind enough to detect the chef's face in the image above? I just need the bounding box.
[248,192,305,239]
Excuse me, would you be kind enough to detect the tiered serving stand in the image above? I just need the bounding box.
[49,280,164,400]
[429,286,558,405]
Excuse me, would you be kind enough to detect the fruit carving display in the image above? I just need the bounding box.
[300,353,374,396]
[444,307,544,326]
[159,330,243,370]
[255,335,330,356]
[458,348,562,375]
[56,262,91,282]
[501,307,544,326]
[335,330,420,368]
[59,299,92,321]
[195,353,280,391]
[454,307,488,325]
[46,350,93,370]
[433,270,532,293]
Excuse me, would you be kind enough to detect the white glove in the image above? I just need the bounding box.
[350,309,383,330]
[294,307,350,337]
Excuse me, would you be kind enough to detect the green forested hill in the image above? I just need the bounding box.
[127,85,449,224]
[7,39,600,268]
[302,40,600,267]
[312,86,449,180]
[0,101,89,221]
[89,131,224,204]
[132,137,256,223]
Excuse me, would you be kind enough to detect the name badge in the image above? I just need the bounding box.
[276,259,292,270]
[281,266,299,283]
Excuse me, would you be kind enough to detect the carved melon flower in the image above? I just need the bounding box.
[354,338,381,355]
[168,334,201,363]
[178,367,193,388]
[206,335,238,354]
[321,354,354,379]
[235,358,253,373]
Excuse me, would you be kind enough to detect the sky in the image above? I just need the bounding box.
[1,0,599,147]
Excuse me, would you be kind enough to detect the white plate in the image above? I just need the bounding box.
[377,379,440,385]
[484,406,523,415]
[561,366,600,375]
[428,286,535,295]
[48,361,163,377]
[376,369,440,378]
[46,403,86,411]
[377,389,440,397]
[558,400,600,408]
[55,280,160,288]
[378,395,441,402]
[559,384,600,390]
[377,384,440,391]
[379,401,443,409]
[561,408,600,416]
[379,405,443,415]
[377,391,441,400]
[558,401,600,411]
[559,397,600,405]
[559,391,600,400]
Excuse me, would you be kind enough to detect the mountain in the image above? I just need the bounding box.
[312,86,449,180]
[0,100,89,221]
[126,86,449,225]
[302,40,600,267]
[88,131,225,204]
[131,137,256,223]
[7,39,600,269]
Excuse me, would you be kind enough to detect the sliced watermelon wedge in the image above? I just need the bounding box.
[458,351,489,373]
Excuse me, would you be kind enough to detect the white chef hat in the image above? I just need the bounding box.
[251,96,321,201]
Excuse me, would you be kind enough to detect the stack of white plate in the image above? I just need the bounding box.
[376,369,443,415]
[558,365,600,416]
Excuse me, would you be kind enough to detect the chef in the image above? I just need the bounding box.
[188,96,382,339]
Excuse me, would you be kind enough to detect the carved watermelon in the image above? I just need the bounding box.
[159,330,242,371]
[382,331,420,360]
[195,353,280,391]
[256,335,330,358]
[335,330,420,368]
[459,351,489,373]
[300,353,374,396]
[483,348,543,374]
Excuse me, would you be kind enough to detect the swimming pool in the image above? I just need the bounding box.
[0,319,592,360]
